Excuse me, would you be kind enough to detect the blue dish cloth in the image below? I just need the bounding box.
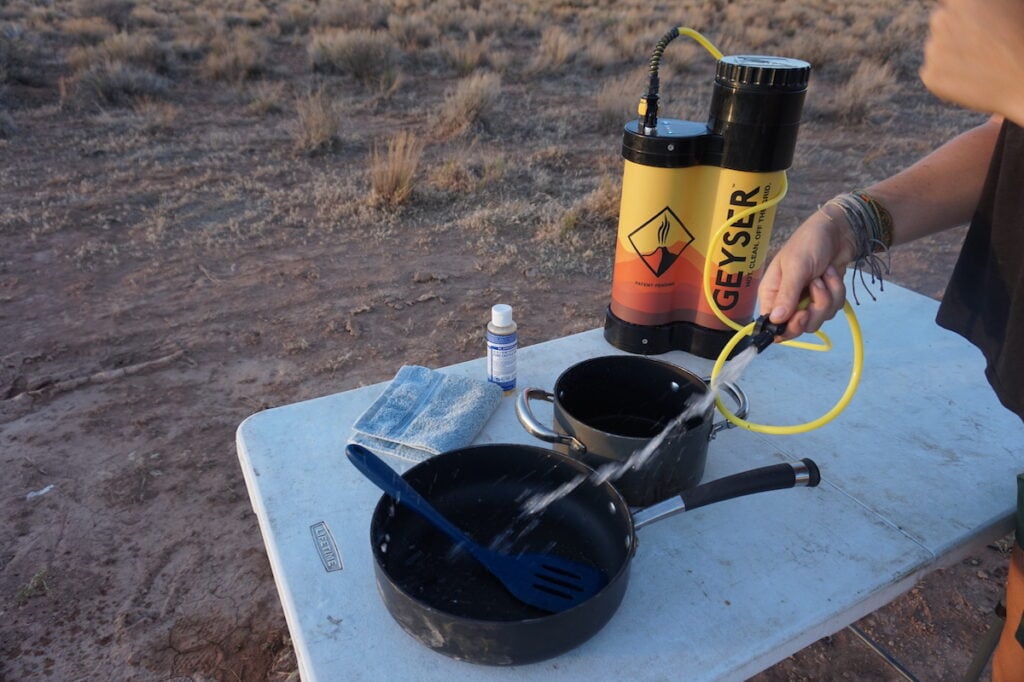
[348,365,504,463]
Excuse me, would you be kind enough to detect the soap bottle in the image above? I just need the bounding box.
[486,304,517,394]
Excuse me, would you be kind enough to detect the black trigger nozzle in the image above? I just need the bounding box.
[751,314,786,353]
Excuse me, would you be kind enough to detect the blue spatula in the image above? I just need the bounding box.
[346,443,606,613]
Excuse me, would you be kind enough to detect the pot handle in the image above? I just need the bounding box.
[515,388,587,454]
[702,379,749,439]
[632,458,820,530]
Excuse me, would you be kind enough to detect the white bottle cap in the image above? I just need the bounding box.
[491,303,513,327]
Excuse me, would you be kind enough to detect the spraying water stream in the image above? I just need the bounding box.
[520,345,760,516]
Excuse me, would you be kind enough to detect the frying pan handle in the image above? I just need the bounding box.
[345,443,474,549]
[515,388,587,453]
[632,458,820,530]
[701,379,749,439]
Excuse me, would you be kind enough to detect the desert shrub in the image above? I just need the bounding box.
[528,26,577,75]
[67,31,172,74]
[308,28,397,87]
[576,174,621,226]
[534,175,620,276]
[201,29,266,82]
[430,5,504,38]
[293,88,340,154]
[877,7,929,76]
[314,0,388,31]
[129,5,170,29]
[386,13,437,50]
[247,80,287,115]
[608,16,656,63]
[74,61,170,105]
[221,5,271,29]
[369,130,424,208]
[436,71,500,137]
[73,0,136,29]
[441,31,489,75]
[581,41,618,71]
[278,1,314,35]
[831,60,897,123]
[428,152,506,194]
[595,71,645,130]
[133,97,181,132]
[60,16,117,43]
[170,27,208,64]
[430,158,474,193]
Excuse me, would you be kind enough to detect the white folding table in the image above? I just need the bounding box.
[237,282,1022,681]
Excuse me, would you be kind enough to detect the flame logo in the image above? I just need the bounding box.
[627,207,694,278]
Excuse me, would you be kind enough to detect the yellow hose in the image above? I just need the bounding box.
[711,301,864,434]
[676,27,865,434]
[677,27,723,60]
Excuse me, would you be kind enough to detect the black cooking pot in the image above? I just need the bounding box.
[516,355,749,506]
[350,443,819,665]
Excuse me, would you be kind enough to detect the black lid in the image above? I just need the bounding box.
[715,55,810,92]
[621,119,716,168]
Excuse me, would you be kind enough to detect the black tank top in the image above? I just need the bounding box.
[936,119,1024,421]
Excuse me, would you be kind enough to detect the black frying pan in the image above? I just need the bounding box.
[355,443,819,665]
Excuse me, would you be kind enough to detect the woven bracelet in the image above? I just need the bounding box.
[822,191,893,303]
[853,190,894,252]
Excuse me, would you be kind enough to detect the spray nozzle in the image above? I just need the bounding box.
[751,314,786,353]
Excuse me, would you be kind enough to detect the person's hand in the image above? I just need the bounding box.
[921,0,1024,125]
[757,207,856,341]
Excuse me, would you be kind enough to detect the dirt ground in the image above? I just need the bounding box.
[0,3,1017,680]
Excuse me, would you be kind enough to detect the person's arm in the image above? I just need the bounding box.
[758,117,1001,339]
[758,0,1024,341]
[860,115,1001,246]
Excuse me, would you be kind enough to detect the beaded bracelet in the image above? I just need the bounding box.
[821,191,893,303]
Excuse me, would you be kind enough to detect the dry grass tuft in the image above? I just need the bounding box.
[595,71,645,130]
[528,26,577,76]
[129,5,170,29]
[831,60,897,123]
[67,31,172,74]
[581,40,619,71]
[60,16,117,44]
[293,88,340,154]
[201,30,266,82]
[370,130,425,208]
[387,13,437,50]
[133,97,181,132]
[537,174,620,240]
[308,28,397,87]
[73,61,171,106]
[247,81,287,115]
[314,0,389,31]
[277,1,314,35]
[428,150,506,194]
[533,174,621,275]
[221,6,272,30]
[436,71,500,137]
[441,31,489,75]
[73,0,136,29]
